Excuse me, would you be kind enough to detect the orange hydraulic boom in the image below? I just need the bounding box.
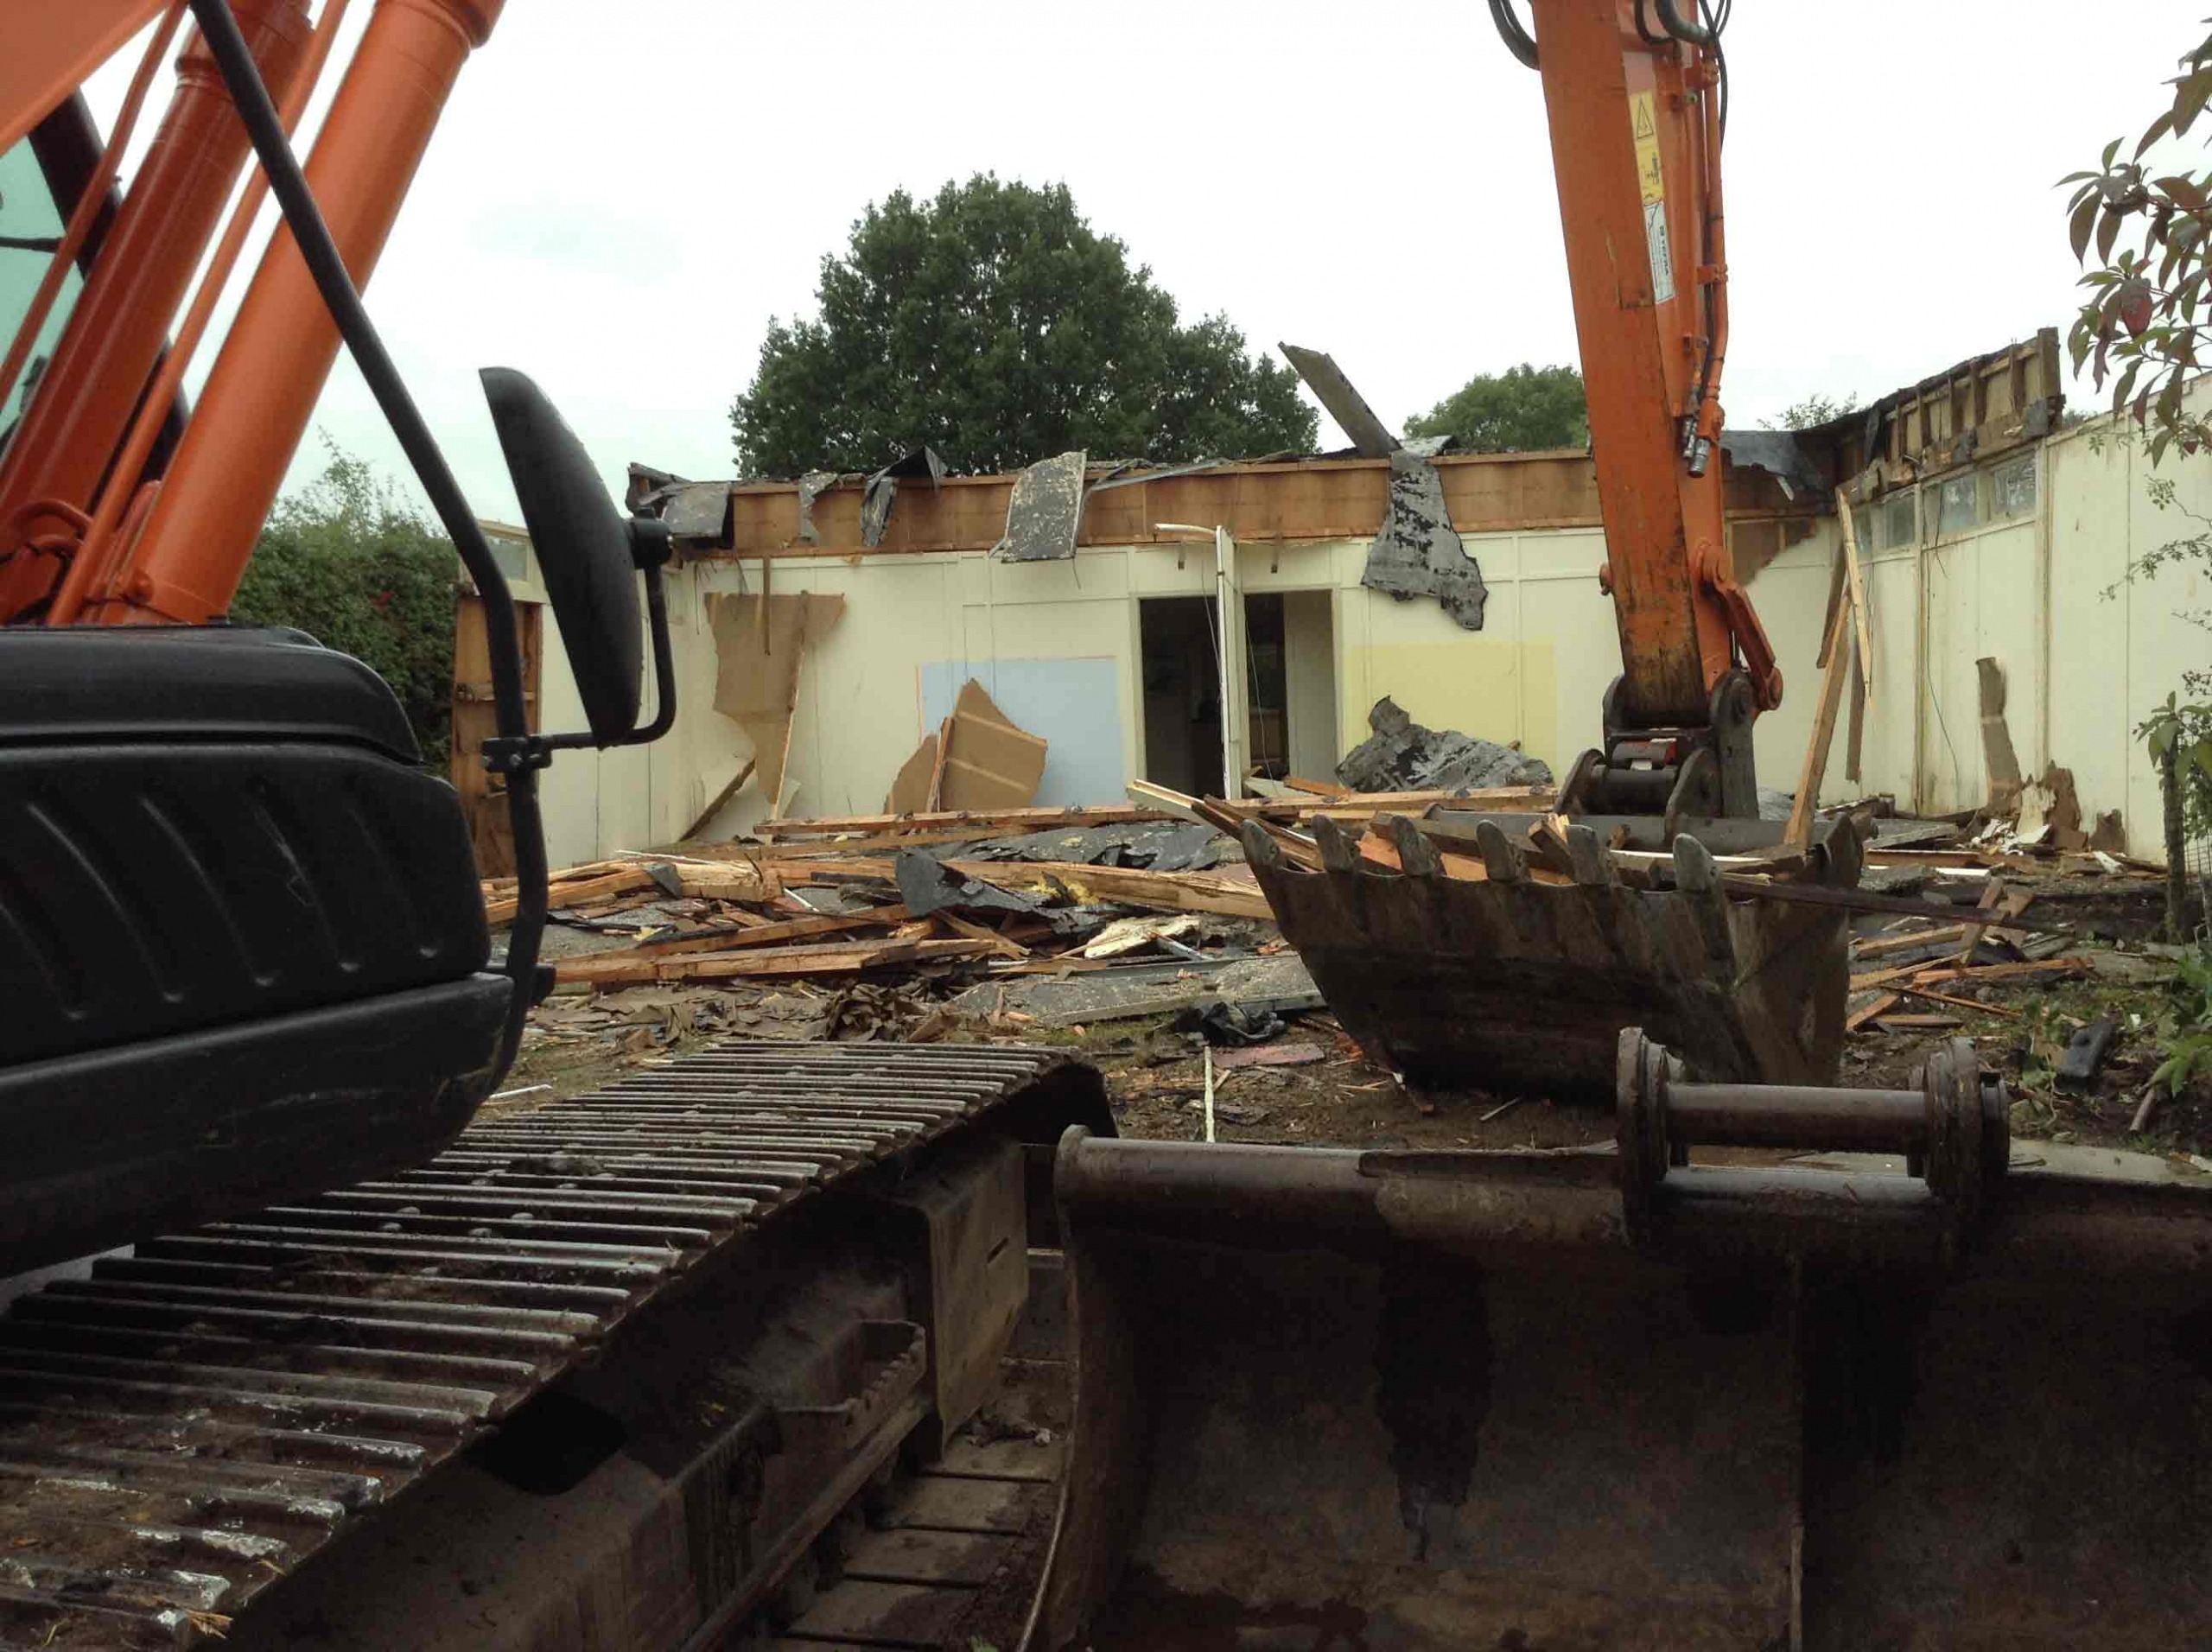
[1500,0,1781,817]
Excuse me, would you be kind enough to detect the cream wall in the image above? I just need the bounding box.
[522,397,2210,863]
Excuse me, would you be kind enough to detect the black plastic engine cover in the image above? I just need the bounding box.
[0,626,511,1274]
[0,629,489,1064]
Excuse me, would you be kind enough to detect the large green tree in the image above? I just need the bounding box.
[230,441,456,766]
[1403,363,1587,452]
[730,175,1316,476]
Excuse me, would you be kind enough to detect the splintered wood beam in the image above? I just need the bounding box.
[1834,489,1874,706]
[681,757,757,842]
[555,934,994,987]
[1786,588,1854,851]
[758,804,1173,838]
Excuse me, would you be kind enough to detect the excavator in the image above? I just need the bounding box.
[1,2,2208,1649]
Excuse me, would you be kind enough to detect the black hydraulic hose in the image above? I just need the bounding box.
[1654,0,1715,43]
[185,0,546,1077]
[1490,0,1539,68]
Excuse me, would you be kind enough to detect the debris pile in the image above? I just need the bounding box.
[490,778,1556,1084]
[1335,696,1554,794]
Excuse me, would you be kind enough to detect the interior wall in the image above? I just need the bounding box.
[1281,589,1338,780]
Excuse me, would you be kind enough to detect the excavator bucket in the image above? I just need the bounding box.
[1036,1037,2212,1650]
[1246,811,1862,1100]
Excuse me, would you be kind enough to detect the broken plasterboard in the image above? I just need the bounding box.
[885,731,940,814]
[1359,450,1489,629]
[1975,657,2024,810]
[991,450,1087,562]
[939,679,1046,810]
[703,590,846,804]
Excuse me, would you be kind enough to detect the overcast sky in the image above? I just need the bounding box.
[86,2,2206,525]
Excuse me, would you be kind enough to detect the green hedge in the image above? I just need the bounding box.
[229,444,455,768]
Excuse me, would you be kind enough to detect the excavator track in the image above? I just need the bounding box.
[0,1042,1086,1650]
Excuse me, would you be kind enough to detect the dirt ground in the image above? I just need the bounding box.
[506,935,2212,1161]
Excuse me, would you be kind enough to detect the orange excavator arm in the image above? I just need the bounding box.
[0,0,499,629]
[1497,0,1780,817]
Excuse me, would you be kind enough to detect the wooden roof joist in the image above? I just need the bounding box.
[671,448,1816,560]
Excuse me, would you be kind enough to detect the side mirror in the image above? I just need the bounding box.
[480,366,671,744]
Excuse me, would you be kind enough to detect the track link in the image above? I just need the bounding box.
[0,1042,1078,1649]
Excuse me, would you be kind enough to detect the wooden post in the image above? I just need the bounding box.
[1786,581,1854,850]
[1834,490,1874,707]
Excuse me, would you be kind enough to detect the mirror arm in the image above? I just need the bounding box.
[186,0,547,1077]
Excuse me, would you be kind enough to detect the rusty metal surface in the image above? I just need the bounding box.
[0,1042,1082,1649]
[1044,1127,2212,1650]
[1248,825,1849,1100]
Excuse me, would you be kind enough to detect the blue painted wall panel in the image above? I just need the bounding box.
[919,658,1123,806]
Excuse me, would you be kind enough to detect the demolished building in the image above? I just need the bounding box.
[458,329,2206,873]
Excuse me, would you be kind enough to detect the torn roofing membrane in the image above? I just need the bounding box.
[1361,449,1487,629]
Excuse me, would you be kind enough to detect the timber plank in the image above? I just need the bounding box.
[784,1579,973,1647]
[932,1436,1062,1484]
[1851,924,1969,960]
[944,860,1273,919]
[880,1476,1040,1534]
[554,936,992,987]
[755,804,1169,838]
[1846,992,1903,1032]
[842,1527,1012,1585]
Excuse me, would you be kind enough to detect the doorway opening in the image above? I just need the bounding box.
[1138,595,1221,797]
[1139,589,1338,797]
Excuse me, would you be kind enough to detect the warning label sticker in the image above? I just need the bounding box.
[1630,91,1673,302]
[1630,91,1665,205]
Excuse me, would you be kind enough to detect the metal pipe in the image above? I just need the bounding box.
[0,4,183,469]
[95,0,502,625]
[1667,1083,1925,1153]
[47,0,350,628]
[0,0,308,621]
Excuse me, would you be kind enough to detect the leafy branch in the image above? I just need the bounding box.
[2063,24,2212,461]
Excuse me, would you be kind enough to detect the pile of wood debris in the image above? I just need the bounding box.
[482,782,1549,1007]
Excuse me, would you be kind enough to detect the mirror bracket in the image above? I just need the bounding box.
[481,519,677,776]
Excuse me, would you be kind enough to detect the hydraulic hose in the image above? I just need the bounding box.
[1490,0,1539,68]
[1654,0,1715,43]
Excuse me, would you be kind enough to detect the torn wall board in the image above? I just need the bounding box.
[1360,449,1488,628]
[860,445,948,548]
[939,679,1046,810]
[704,591,846,804]
[885,731,939,814]
[1974,657,2023,811]
[662,482,734,542]
[991,449,1087,562]
[1279,343,1398,457]
[796,470,841,546]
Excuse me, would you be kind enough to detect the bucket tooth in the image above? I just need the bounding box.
[1564,822,1613,885]
[1310,813,1360,873]
[1472,819,1522,882]
[1237,818,1281,868]
[1382,813,1441,875]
